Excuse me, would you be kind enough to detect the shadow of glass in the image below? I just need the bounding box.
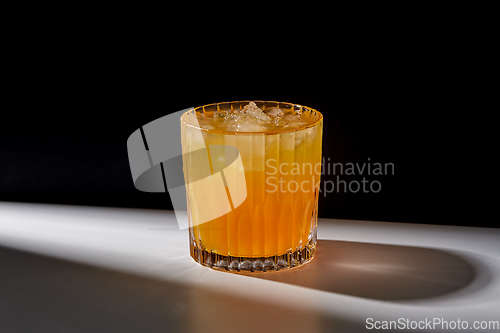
[244,240,491,301]
[0,245,360,333]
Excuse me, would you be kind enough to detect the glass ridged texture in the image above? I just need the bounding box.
[181,101,323,272]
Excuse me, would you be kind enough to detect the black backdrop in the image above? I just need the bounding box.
[0,52,485,228]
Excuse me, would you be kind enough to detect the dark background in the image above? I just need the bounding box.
[0,32,486,228]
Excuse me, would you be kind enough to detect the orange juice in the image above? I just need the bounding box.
[181,101,323,272]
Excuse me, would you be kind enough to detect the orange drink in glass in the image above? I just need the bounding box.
[181,101,323,272]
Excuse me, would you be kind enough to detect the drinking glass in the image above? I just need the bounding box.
[181,101,323,272]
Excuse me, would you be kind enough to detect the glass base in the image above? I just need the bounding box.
[190,239,316,273]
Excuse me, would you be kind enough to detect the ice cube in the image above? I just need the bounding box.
[288,121,308,128]
[242,102,271,122]
[218,102,274,132]
[272,116,282,126]
[282,114,301,122]
[306,126,317,143]
[232,122,266,132]
[265,107,284,117]
[295,129,306,146]
[223,112,266,132]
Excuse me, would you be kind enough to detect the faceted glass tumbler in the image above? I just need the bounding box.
[181,101,323,272]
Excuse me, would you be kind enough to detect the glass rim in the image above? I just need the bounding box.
[181,100,323,135]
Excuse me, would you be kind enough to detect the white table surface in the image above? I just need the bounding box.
[0,202,499,332]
